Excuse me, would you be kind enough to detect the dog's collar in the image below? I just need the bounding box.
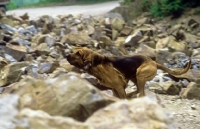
[84,63,91,70]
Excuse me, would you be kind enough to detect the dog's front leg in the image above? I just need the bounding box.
[114,87,127,99]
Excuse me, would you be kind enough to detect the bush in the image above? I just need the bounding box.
[121,0,200,18]
[150,0,184,17]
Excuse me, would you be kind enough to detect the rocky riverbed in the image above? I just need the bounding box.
[0,8,200,129]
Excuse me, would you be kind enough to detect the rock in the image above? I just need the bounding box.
[38,61,60,74]
[156,49,173,64]
[167,40,187,52]
[4,44,27,61]
[3,72,115,121]
[112,29,118,40]
[0,24,16,33]
[188,19,199,28]
[149,81,181,95]
[0,94,19,129]
[124,30,143,47]
[98,36,112,47]
[156,37,171,50]
[0,62,28,87]
[135,44,156,60]
[10,37,31,46]
[61,32,91,46]
[184,32,198,44]
[32,34,47,45]
[86,97,173,129]
[16,108,90,129]
[161,81,182,95]
[136,17,150,26]
[111,17,125,31]
[120,25,132,36]
[86,25,95,35]
[0,57,8,70]
[180,82,200,100]
[104,12,124,21]
[36,43,51,56]
[0,17,15,27]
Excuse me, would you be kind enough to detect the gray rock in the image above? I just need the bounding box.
[4,44,27,61]
[124,30,143,47]
[38,61,60,74]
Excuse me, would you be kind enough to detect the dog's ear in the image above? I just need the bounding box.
[76,49,83,56]
[92,54,104,66]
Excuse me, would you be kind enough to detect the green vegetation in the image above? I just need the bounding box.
[6,0,116,10]
[122,0,200,17]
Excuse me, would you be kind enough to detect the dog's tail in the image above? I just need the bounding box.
[157,60,191,76]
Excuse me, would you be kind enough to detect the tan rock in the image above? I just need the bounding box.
[16,109,91,129]
[86,97,172,129]
[0,17,15,27]
[111,18,125,31]
[3,72,115,121]
[98,36,112,46]
[180,82,200,100]
[161,81,181,95]
[120,25,132,36]
[36,43,51,56]
[112,29,118,40]
[61,32,91,46]
[168,40,186,52]
[0,57,8,70]
[156,37,171,50]
[0,62,28,87]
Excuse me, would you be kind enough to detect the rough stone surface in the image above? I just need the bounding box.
[86,97,173,129]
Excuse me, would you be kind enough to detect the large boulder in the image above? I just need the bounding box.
[86,97,173,129]
[0,94,19,129]
[0,94,90,129]
[16,109,90,129]
[3,72,115,121]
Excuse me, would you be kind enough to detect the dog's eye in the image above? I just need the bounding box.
[75,51,81,56]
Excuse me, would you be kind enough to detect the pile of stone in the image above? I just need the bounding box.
[0,11,200,129]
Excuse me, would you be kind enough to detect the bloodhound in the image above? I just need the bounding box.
[66,48,191,99]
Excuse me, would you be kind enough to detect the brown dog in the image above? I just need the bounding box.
[66,48,191,99]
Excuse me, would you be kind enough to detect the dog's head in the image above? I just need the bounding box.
[66,48,104,70]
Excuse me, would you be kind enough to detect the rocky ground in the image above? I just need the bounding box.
[0,5,200,129]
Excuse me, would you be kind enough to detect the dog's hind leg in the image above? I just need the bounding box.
[136,77,146,97]
[136,61,157,97]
